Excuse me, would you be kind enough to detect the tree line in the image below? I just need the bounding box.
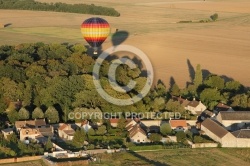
[0,42,249,124]
[0,0,120,17]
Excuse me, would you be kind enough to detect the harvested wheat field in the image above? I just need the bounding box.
[0,0,250,87]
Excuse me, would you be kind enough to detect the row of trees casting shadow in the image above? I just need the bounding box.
[94,30,250,112]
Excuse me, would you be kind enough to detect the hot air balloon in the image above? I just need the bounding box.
[81,17,110,54]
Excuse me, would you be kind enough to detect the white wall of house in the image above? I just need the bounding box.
[58,131,74,141]
[130,132,148,143]
[20,132,40,141]
[110,123,118,128]
[221,133,237,147]
[186,120,197,126]
[140,120,161,127]
[58,130,64,138]
[236,138,250,147]
[67,135,74,141]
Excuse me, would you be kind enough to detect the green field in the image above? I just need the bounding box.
[0,149,250,165]
[0,160,46,166]
[90,148,250,166]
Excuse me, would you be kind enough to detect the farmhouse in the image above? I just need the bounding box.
[19,125,54,143]
[201,118,236,147]
[58,123,75,141]
[20,127,41,142]
[172,96,207,115]
[75,120,92,132]
[186,98,207,115]
[128,124,148,143]
[216,111,250,131]
[15,119,46,132]
[1,128,14,139]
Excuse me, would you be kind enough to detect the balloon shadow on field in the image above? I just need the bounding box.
[111,30,129,48]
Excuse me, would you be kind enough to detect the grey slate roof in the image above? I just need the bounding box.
[219,111,250,120]
[232,129,250,138]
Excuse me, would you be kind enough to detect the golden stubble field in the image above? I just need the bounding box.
[0,0,250,88]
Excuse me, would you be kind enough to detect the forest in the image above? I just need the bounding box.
[0,0,120,16]
[0,43,249,124]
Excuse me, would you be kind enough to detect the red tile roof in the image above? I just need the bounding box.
[169,120,187,128]
[110,118,119,124]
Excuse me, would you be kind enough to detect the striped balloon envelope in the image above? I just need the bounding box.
[81,17,110,54]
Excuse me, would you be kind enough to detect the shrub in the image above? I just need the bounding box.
[178,20,192,23]
[88,144,95,150]
[176,131,186,143]
[210,13,219,21]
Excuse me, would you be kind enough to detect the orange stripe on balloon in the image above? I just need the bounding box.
[81,28,110,32]
[81,23,110,28]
